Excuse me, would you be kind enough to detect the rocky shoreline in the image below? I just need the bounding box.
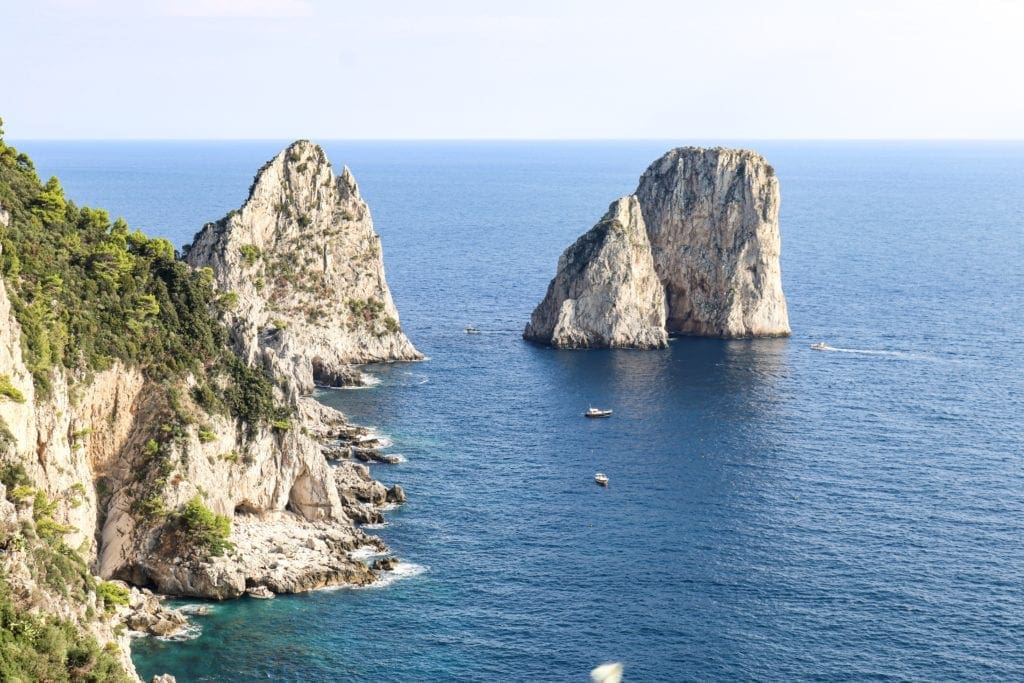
[0,138,422,683]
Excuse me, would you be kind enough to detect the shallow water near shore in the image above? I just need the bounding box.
[19,140,1024,680]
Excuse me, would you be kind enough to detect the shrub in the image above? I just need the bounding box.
[0,375,25,403]
[177,495,233,557]
[197,427,216,443]
[239,244,261,266]
[0,575,131,681]
[96,581,129,614]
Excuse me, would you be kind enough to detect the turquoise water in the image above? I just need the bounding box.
[19,140,1024,681]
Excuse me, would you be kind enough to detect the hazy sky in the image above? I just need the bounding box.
[3,0,1023,139]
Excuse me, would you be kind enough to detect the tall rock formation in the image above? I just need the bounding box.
[523,196,667,349]
[186,140,421,394]
[0,133,419,683]
[525,147,790,347]
[636,147,789,338]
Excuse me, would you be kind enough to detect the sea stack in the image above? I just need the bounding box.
[525,147,790,348]
[186,140,421,393]
[636,147,789,338]
[523,196,668,349]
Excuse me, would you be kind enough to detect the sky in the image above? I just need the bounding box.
[2,0,1023,139]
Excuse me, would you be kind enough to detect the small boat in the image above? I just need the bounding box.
[584,406,613,418]
[594,472,609,486]
[465,326,480,334]
[810,342,829,351]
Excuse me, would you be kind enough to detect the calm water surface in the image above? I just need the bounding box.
[18,140,1024,681]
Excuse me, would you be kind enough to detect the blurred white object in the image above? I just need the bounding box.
[590,662,623,683]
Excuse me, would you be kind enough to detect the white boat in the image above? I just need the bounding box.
[465,326,480,334]
[594,472,609,486]
[810,342,829,350]
[584,407,612,418]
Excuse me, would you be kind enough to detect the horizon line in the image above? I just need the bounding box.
[10,137,1024,144]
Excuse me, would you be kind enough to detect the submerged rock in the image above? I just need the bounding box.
[524,196,668,349]
[526,147,790,348]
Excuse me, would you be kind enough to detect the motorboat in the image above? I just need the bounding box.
[594,472,609,486]
[465,326,480,334]
[584,407,613,418]
[810,342,829,350]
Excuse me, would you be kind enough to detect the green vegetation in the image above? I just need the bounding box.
[0,119,289,430]
[0,479,129,682]
[95,582,129,615]
[271,419,291,431]
[0,577,132,682]
[239,244,261,266]
[0,375,25,403]
[347,297,385,322]
[176,495,233,557]
[197,426,216,443]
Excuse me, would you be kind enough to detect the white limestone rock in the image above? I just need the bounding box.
[185,140,421,396]
[524,196,668,349]
[635,147,790,338]
[525,147,790,347]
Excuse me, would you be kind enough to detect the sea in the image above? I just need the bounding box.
[14,139,1024,681]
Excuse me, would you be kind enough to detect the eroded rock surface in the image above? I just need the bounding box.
[636,147,790,338]
[185,140,421,395]
[526,147,790,347]
[524,196,667,349]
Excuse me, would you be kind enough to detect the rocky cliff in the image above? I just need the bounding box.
[185,140,421,395]
[636,147,789,338]
[526,147,790,347]
[0,132,414,680]
[523,196,667,349]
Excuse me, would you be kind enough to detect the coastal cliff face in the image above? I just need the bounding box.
[0,133,413,680]
[636,147,790,338]
[525,147,790,348]
[524,196,667,349]
[185,140,421,395]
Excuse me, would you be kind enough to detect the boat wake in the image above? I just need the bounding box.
[812,344,932,360]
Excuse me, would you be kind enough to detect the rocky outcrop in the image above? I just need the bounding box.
[636,147,789,337]
[526,147,790,347]
[524,196,668,349]
[185,140,421,396]
[123,585,189,637]
[0,138,415,681]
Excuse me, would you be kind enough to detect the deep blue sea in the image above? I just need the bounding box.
[15,140,1024,681]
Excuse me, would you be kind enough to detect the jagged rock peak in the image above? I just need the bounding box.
[186,140,421,396]
[524,196,668,349]
[636,146,790,338]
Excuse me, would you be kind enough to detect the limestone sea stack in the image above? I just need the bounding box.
[523,196,668,349]
[525,147,790,347]
[636,147,789,338]
[186,140,421,394]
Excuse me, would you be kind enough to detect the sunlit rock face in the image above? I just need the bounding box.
[635,147,790,338]
[524,196,668,349]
